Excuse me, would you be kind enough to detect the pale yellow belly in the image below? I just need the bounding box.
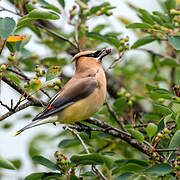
[58,89,104,124]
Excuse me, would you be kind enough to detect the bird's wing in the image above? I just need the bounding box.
[32,77,98,121]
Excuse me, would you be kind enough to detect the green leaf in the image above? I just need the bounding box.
[160,58,179,67]
[145,163,173,176]
[165,0,176,10]
[24,172,45,180]
[92,24,108,33]
[146,123,157,138]
[127,128,144,142]
[58,138,79,148]
[38,0,61,14]
[24,172,62,180]
[138,9,154,25]
[168,36,180,51]
[131,36,157,49]
[87,32,108,42]
[113,97,126,116]
[114,172,134,180]
[0,17,16,39]
[153,103,174,117]
[126,23,152,29]
[6,42,16,53]
[28,9,60,20]
[58,0,65,8]
[46,65,62,81]
[0,157,16,170]
[4,73,21,85]
[32,156,60,171]
[80,171,96,177]
[169,130,180,148]
[147,88,173,100]
[176,113,180,130]
[70,153,114,169]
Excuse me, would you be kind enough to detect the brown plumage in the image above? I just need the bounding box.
[14,49,111,136]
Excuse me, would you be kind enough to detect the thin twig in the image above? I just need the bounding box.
[7,67,51,99]
[156,148,180,152]
[65,126,107,180]
[0,100,11,111]
[106,51,125,71]
[0,101,34,121]
[106,102,126,131]
[35,23,79,51]
[0,40,6,55]
[0,6,22,16]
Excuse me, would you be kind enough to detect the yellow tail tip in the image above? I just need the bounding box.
[14,131,22,136]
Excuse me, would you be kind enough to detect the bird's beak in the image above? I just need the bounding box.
[97,48,111,61]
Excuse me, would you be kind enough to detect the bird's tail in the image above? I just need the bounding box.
[14,120,42,136]
[14,116,57,136]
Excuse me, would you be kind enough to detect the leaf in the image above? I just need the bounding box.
[146,123,157,138]
[168,36,180,50]
[4,73,21,85]
[176,113,180,130]
[113,97,126,116]
[46,65,62,81]
[38,0,61,14]
[126,23,152,29]
[7,36,27,42]
[24,172,62,180]
[28,9,60,20]
[87,32,108,42]
[127,128,144,142]
[131,36,157,49]
[70,153,114,169]
[58,0,65,8]
[0,157,16,170]
[114,172,134,180]
[169,130,180,148]
[6,42,16,53]
[153,103,174,117]
[165,0,176,10]
[138,9,154,25]
[80,171,96,177]
[58,138,79,148]
[160,58,179,67]
[145,163,173,176]
[0,17,16,39]
[32,156,60,170]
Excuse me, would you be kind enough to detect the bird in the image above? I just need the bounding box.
[14,48,111,136]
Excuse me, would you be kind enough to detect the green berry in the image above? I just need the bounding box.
[175,164,180,170]
[158,98,164,103]
[56,79,62,86]
[164,128,171,134]
[177,155,180,161]
[0,72,3,77]
[127,100,133,106]
[48,83,55,87]
[124,36,129,42]
[35,67,40,73]
[157,132,163,138]
[54,85,59,90]
[125,93,131,98]
[24,82,29,88]
[33,75,38,80]
[8,55,15,61]
[130,97,136,102]
[1,64,7,71]
[96,10,102,16]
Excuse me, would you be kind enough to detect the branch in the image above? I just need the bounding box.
[85,117,154,157]
[2,76,46,106]
[34,23,79,51]
[156,148,180,152]
[0,101,34,121]
[7,67,51,99]
[65,126,107,180]
[106,102,126,131]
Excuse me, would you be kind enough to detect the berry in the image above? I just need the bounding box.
[24,82,29,88]
[54,85,59,90]
[1,64,7,71]
[56,79,62,86]
[125,93,131,98]
[8,55,15,61]
[157,132,163,138]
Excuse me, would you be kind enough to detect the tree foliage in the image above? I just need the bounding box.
[0,0,180,179]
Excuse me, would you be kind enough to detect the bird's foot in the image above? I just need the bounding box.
[75,122,92,139]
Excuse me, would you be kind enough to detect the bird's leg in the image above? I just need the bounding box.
[75,122,92,139]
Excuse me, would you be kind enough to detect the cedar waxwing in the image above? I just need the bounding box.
[14,48,111,136]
